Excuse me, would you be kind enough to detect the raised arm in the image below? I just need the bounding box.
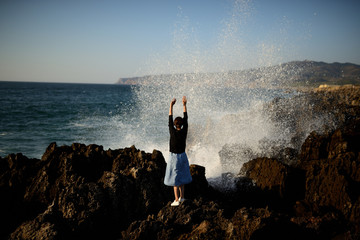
[182,96,187,113]
[169,98,176,116]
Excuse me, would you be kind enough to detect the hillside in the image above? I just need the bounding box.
[116,61,360,87]
[287,61,360,86]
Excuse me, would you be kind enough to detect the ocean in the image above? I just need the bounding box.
[0,81,138,158]
[0,80,298,179]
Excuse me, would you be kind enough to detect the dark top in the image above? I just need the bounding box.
[169,112,188,154]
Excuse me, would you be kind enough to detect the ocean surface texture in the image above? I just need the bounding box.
[0,82,137,159]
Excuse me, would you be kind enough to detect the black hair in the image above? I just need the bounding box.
[174,117,183,129]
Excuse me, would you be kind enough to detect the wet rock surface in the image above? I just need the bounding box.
[1,86,359,239]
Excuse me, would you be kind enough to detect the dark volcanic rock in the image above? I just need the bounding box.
[297,118,360,234]
[0,144,214,239]
[121,198,314,240]
[1,144,172,239]
[0,153,44,238]
[240,157,305,211]
[186,164,214,199]
[234,118,360,238]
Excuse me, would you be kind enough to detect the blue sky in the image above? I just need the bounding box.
[0,0,359,83]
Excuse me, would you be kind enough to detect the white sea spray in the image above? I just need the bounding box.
[131,0,306,182]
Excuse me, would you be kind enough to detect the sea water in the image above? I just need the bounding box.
[0,81,137,158]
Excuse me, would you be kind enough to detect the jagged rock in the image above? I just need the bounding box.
[0,144,215,239]
[186,164,214,199]
[9,202,67,240]
[121,199,315,240]
[232,119,360,238]
[297,119,360,232]
[239,157,305,210]
[0,153,43,238]
[1,144,173,239]
[241,158,289,194]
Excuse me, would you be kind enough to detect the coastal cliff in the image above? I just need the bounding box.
[1,86,359,239]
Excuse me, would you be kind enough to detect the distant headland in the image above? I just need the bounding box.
[116,60,360,87]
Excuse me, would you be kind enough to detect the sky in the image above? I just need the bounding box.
[0,0,359,84]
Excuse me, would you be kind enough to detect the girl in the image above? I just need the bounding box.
[164,96,192,206]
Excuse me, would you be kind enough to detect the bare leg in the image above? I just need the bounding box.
[179,185,185,199]
[173,186,180,201]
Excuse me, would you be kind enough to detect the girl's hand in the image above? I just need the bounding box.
[182,96,187,106]
[171,98,176,106]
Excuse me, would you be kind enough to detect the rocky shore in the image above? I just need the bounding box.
[1,86,359,239]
